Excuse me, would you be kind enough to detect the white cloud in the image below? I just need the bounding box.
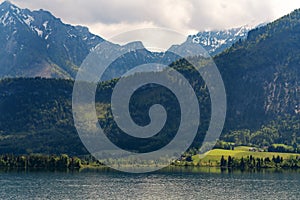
[87,21,157,40]
[6,0,300,38]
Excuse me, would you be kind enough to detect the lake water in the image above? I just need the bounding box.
[0,168,299,200]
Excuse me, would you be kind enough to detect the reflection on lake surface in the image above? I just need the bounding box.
[0,167,299,200]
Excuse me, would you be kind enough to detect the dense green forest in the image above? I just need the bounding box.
[221,115,300,151]
[0,153,109,170]
[220,155,300,170]
[0,154,82,170]
[0,73,298,156]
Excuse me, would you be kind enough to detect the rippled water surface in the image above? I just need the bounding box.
[0,168,299,200]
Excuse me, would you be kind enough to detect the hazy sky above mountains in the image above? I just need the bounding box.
[7,0,300,39]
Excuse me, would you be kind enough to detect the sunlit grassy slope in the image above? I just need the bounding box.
[192,146,300,166]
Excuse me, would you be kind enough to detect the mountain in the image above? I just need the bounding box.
[0,1,105,78]
[0,76,207,155]
[186,25,252,56]
[0,3,299,155]
[0,78,83,154]
[0,1,254,79]
[0,1,180,80]
[215,9,300,131]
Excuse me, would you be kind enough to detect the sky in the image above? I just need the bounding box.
[4,0,300,40]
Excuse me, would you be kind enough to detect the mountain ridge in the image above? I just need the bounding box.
[215,8,300,131]
[187,25,253,56]
[0,1,104,78]
[0,1,256,79]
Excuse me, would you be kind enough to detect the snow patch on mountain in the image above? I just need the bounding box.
[23,14,34,26]
[34,27,43,37]
[0,11,11,26]
[42,21,48,29]
[188,25,253,56]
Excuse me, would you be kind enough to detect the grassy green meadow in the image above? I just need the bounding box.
[191,146,300,167]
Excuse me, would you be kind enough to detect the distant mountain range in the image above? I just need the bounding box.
[0,1,254,79]
[186,25,252,56]
[0,1,299,155]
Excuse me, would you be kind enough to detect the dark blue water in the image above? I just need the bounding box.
[0,168,299,199]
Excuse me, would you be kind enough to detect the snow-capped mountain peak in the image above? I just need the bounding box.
[188,25,253,56]
[0,1,104,78]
